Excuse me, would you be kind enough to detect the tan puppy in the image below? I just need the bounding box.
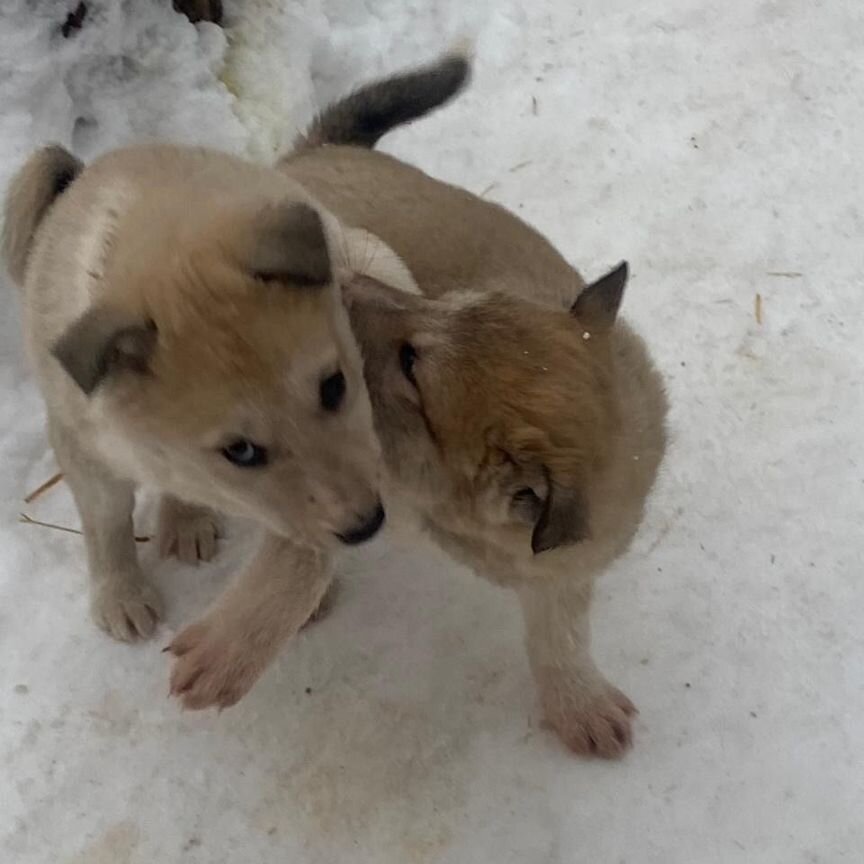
[2,63,469,708]
[2,142,403,660]
[281,55,668,758]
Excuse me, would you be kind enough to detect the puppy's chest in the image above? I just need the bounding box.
[421,504,636,589]
[421,515,524,586]
[420,512,580,588]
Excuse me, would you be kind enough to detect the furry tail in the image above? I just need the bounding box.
[295,50,471,152]
[2,145,83,284]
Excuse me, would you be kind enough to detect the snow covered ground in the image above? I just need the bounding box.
[1,0,863,861]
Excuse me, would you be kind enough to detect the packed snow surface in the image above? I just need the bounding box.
[1,1,862,861]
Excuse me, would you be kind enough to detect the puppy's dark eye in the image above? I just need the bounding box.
[512,486,543,521]
[222,439,268,468]
[513,487,541,505]
[399,343,417,386]
[320,370,346,412]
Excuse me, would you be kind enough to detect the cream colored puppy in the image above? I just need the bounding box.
[2,142,404,669]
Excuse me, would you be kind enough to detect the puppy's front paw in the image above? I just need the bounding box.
[167,619,267,710]
[157,498,222,565]
[91,578,163,642]
[539,675,637,759]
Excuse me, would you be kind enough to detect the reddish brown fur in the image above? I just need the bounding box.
[427,297,617,490]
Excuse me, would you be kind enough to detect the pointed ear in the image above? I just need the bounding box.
[571,260,628,332]
[52,307,157,395]
[531,477,591,554]
[249,202,331,286]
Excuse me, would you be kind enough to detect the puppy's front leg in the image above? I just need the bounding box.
[518,576,636,758]
[48,417,162,641]
[168,534,331,710]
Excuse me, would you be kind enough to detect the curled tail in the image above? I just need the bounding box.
[295,50,471,152]
[2,145,83,285]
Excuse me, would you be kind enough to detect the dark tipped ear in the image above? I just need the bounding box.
[571,261,628,332]
[531,478,591,554]
[249,201,331,286]
[52,307,157,395]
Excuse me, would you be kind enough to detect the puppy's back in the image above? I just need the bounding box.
[283,145,582,309]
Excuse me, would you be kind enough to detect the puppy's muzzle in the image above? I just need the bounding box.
[335,501,386,545]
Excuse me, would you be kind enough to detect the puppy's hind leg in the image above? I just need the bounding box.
[157,495,222,565]
[49,417,162,641]
[518,576,636,759]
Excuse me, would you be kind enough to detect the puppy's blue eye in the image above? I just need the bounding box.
[222,439,268,468]
[320,369,346,412]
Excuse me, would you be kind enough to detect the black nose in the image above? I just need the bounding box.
[336,502,386,545]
